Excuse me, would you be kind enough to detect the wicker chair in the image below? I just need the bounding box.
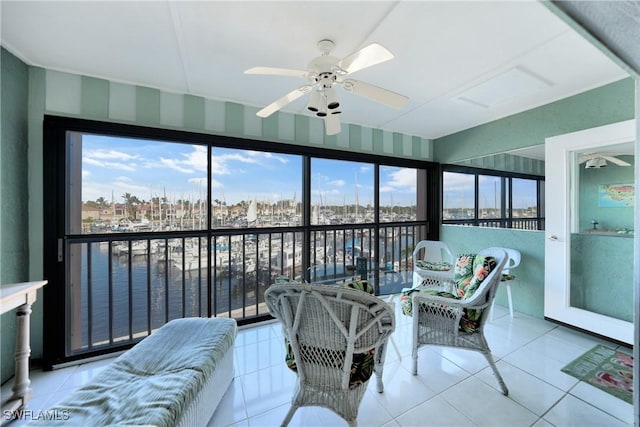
[412,240,455,288]
[265,283,395,427]
[410,247,509,395]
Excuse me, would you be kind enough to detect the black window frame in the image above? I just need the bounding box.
[42,115,441,367]
[441,164,545,230]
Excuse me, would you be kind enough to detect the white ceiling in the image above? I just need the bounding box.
[1,1,630,143]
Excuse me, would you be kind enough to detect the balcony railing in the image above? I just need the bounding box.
[442,217,544,230]
[66,222,421,356]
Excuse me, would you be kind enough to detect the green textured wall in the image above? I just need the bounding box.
[572,156,635,323]
[434,78,635,164]
[570,233,633,322]
[440,225,545,318]
[1,49,29,283]
[1,48,30,382]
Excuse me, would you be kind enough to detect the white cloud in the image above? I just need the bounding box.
[85,149,138,161]
[389,168,415,186]
[84,157,136,171]
[444,173,474,191]
[159,157,194,174]
[181,146,208,172]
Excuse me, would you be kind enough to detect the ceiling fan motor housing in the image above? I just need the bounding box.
[308,55,341,79]
[306,54,342,114]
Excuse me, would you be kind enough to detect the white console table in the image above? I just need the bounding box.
[0,280,47,420]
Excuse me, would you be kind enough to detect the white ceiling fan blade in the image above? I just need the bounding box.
[603,156,631,166]
[337,43,394,74]
[343,79,409,109]
[245,67,308,78]
[325,114,341,135]
[578,154,594,164]
[256,86,312,118]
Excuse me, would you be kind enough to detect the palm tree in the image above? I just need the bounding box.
[122,193,142,220]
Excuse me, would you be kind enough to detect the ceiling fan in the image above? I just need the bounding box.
[578,152,632,168]
[245,39,409,135]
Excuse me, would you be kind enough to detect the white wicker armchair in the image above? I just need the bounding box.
[412,240,455,288]
[410,247,509,395]
[265,283,395,427]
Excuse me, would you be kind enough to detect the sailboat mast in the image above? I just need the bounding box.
[354,172,359,221]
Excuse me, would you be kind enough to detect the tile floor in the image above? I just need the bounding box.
[2,302,634,426]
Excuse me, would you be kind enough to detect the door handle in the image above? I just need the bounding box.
[548,235,558,241]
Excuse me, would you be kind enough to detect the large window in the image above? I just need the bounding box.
[379,165,418,222]
[210,147,302,228]
[511,178,538,218]
[442,166,544,230]
[75,135,303,233]
[310,158,373,225]
[44,116,439,366]
[442,172,475,220]
[72,133,211,233]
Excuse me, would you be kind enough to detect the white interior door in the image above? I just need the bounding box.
[545,120,635,344]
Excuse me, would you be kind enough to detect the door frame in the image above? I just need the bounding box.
[544,119,635,344]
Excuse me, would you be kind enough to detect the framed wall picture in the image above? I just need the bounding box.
[598,183,634,207]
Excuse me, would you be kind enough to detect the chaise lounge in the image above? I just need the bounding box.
[26,317,237,427]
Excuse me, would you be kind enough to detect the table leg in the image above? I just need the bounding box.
[10,303,33,404]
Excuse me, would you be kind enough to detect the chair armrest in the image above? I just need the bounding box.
[412,292,464,316]
[411,283,492,314]
[412,271,455,290]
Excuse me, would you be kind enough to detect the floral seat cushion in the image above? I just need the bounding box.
[414,260,452,271]
[400,254,496,333]
[456,254,497,299]
[283,279,376,389]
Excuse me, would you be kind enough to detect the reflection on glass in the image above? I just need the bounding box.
[311,158,374,224]
[569,147,634,322]
[443,172,475,219]
[379,166,417,222]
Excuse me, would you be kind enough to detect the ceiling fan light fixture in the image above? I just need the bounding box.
[315,91,328,117]
[585,157,607,168]
[325,87,340,110]
[307,90,323,112]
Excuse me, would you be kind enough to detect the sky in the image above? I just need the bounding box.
[80,134,418,207]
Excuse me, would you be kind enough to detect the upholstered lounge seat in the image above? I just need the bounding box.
[27,317,237,427]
